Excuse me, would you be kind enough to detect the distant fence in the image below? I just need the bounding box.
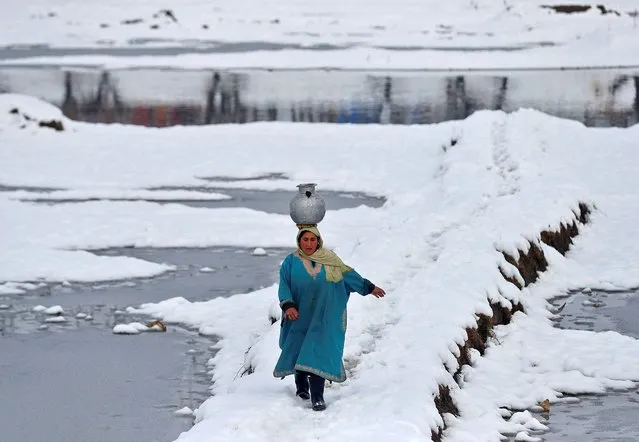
[1,67,638,127]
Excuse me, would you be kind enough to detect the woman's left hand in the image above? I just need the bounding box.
[371,286,386,298]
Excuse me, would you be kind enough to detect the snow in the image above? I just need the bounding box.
[0,0,639,70]
[113,322,148,334]
[44,305,64,315]
[514,432,541,442]
[174,406,195,417]
[1,0,639,69]
[44,316,68,323]
[0,93,69,130]
[0,282,44,295]
[112,319,166,334]
[2,89,639,442]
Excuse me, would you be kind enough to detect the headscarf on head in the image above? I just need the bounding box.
[296,225,352,283]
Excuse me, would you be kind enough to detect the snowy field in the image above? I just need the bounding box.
[2,0,639,69]
[2,93,639,441]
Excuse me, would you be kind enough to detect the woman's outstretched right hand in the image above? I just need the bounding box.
[284,307,299,321]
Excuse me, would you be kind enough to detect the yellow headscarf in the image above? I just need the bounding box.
[296,225,352,282]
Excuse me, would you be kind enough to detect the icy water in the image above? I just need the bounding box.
[0,247,288,442]
[0,41,560,61]
[17,186,385,213]
[0,325,213,442]
[532,289,639,441]
[0,188,380,442]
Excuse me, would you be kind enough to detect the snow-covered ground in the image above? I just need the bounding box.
[2,93,639,441]
[2,0,639,69]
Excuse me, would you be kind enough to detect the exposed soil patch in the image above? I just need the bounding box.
[541,4,621,15]
[38,119,64,131]
[154,9,178,23]
[121,18,144,25]
[502,243,548,287]
[432,385,459,441]
[8,107,65,131]
[119,9,178,29]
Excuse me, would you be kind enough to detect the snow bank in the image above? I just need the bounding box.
[0,93,69,132]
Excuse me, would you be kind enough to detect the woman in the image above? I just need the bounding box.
[273,225,385,411]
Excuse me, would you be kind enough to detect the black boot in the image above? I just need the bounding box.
[295,371,310,400]
[309,374,326,411]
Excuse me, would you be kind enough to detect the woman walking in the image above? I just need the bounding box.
[273,225,385,411]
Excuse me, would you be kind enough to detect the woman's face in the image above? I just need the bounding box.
[299,231,319,255]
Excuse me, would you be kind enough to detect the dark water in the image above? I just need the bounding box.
[0,189,377,442]
[0,247,286,442]
[553,289,639,338]
[0,40,559,61]
[0,325,213,442]
[532,289,639,441]
[0,247,289,319]
[14,186,385,213]
[537,392,639,442]
[0,42,347,60]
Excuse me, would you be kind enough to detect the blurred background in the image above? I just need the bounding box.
[1,66,637,127]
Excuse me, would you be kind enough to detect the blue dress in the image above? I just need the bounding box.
[273,253,374,382]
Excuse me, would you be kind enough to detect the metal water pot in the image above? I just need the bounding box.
[289,183,326,225]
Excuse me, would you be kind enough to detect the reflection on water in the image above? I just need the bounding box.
[10,186,386,213]
[552,288,639,337]
[0,67,637,127]
[0,305,215,442]
[0,247,290,322]
[539,391,639,442]
[0,246,288,442]
[533,289,639,442]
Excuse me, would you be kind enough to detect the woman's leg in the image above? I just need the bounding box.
[294,370,310,400]
[308,373,326,411]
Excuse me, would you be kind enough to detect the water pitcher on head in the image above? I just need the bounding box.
[289,183,326,226]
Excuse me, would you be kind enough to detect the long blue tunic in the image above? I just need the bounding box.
[273,253,373,382]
